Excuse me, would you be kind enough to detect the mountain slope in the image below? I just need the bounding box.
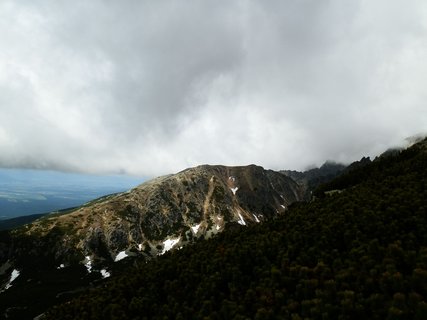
[281,161,346,196]
[0,164,304,318]
[44,137,427,319]
[314,137,427,197]
[18,165,303,262]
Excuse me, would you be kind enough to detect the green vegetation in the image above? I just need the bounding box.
[44,139,427,319]
[213,185,225,202]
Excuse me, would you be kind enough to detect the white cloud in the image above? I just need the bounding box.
[0,0,426,176]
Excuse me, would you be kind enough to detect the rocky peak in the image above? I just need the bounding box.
[4,164,305,272]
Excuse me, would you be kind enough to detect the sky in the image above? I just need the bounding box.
[0,0,426,177]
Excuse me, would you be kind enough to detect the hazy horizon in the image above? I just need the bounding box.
[0,168,143,219]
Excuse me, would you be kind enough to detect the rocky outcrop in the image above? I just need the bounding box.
[5,164,305,270]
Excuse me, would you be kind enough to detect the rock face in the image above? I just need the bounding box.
[3,165,305,269]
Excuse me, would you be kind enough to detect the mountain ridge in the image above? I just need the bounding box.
[1,164,305,280]
[42,136,427,320]
[0,138,422,318]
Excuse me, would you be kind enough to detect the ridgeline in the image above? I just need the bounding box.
[44,138,427,319]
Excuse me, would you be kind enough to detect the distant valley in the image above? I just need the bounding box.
[0,169,143,220]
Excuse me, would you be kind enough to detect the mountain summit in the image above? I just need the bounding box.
[3,165,305,273]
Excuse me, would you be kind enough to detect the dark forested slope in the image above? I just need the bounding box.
[281,161,346,196]
[44,138,427,319]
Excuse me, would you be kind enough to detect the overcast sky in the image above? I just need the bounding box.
[0,1,426,177]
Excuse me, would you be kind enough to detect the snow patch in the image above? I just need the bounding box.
[191,223,201,234]
[160,237,180,255]
[228,176,236,182]
[84,256,92,273]
[216,224,221,231]
[217,216,223,220]
[138,244,143,251]
[57,264,65,269]
[100,269,111,279]
[238,213,246,226]
[114,251,128,262]
[4,269,20,290]
[230,187,239,195]
[253,214,260,223]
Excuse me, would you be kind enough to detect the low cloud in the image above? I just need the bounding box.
[0,0,426,177]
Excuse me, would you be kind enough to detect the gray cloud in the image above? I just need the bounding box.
[0,0,426,176]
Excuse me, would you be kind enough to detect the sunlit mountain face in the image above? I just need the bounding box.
[0,168,143,219]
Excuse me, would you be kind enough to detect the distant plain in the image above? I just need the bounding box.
[0,169,143,219]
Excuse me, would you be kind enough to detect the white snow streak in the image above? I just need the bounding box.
[238,213,246,226]
[160,237,180,255]
[191,223,201,234]
[114,251,128,262]
[84,256,92,273]
[100,269,111,279]
[230,187,239,195]
[138,244,143,251]
[4,269,20,290]
[280,205,286,209]
[253,214,260,223]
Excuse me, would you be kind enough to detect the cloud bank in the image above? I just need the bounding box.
[1,0,426,177]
